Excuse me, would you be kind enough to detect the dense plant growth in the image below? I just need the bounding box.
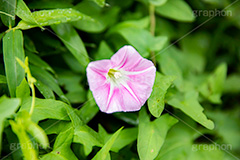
[0,0,240,159]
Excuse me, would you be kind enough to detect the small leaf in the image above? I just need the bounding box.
[155,0,195,22]
[99,125,138,152]
[20,97,70,123]
[199,63,227,104]
[148,72,175,117]
[74,125,103,156]
[0,0,16,27]
[92,127,123,160]
[51,23,89,67]
[16,0,41,28]
[0,95,20,154]
[42,128,78,160]
[16,78,30,99]
[167,91,214,130]
[16,8,92,30]
[3,29,25,97]
[137,108,178,160]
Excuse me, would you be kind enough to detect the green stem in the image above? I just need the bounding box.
[29,83,35,115]
[149,4,156,65]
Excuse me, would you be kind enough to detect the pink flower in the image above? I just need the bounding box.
[86,45,156,113]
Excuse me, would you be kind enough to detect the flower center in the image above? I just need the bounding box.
[108,69,122,79]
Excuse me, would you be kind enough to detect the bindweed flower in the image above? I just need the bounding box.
[86,45,156,113]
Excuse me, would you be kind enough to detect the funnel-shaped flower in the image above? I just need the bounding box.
[87,45,156,113]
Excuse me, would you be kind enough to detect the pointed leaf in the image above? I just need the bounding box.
[0,0,16,27]
[16,8,92,30]
[137,108,178,160]
[51,23,89,67]
[155,0,195,22]
[148,72,175,117]
[92,127,123,160]
[3,29,25,97]
[167,91,214,130]
[0,96,20,154]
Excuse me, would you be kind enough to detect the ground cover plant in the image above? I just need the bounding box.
[0,0,240,159]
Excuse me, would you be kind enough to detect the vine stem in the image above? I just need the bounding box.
[149,4,156,65]
[29,83,35,115]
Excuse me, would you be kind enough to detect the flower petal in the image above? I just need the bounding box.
[86,60,112,91]
[111,45,142,70]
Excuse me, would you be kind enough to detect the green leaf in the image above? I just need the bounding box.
[20,97,70,123]
[99,125,138,152]
[149,0,167,6]
[0,0,16,27]
[72,1,119,33]
[0,95,20,154]
[9,120,38,160]
[30,65,68,103]
[0,75,7,84]
[51,23,89,67]
[42,128,78,160]
[92,127,123,160]
[155,0,195,22]
[40,120,72,135]
[77,91,99,124]
[148,72,175,117]
[57,71,87,104]
[35,80,55,99]
[94,41,113,60]
[64,104,83,127]
[199,63,227,104]
[137,108,178,160]
[16,78,30,99]
[16,111,49,149]
[3,29,25,97]
[109,26,167,57]
[73,125,103,155]
[224,74,240,93]
[16,8,92,30]
[167,91,214,130]
[16,0,40,27]
[92,0,106,7]
[26,52,55,74]
[157,50,183,90]
[155,123,225,160]
[207,111,240,150]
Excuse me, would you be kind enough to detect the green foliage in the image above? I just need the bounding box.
[0,0,16,27]
[155,0,195,22]
[0,95,20,154]
[3,30,25,97]
[0,0,239,159]
[148,72,175,117]
[137,107,178,160]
